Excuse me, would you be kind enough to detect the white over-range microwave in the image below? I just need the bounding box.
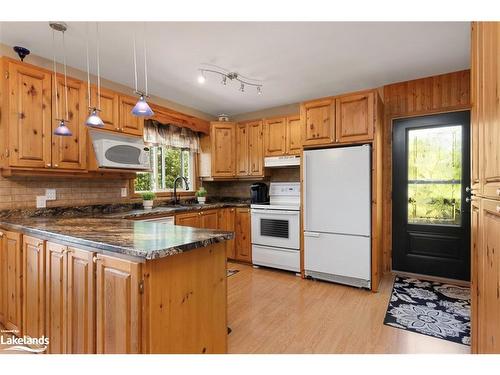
[90,129,151,170]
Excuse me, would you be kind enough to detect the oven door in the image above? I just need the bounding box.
[251,209,300,249]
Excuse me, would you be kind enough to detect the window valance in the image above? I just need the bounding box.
[144,120,200,152]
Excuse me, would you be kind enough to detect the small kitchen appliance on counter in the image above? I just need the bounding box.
[250,182,269,204]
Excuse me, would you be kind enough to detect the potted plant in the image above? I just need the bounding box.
[141,191,156,210]
[195,187,207,204]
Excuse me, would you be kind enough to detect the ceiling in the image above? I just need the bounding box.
[0,22,470,116]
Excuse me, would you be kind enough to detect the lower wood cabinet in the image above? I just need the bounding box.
[218,208,236,259]
[200,210,218,229]
[95,254,141,354]
[235,208,252,263]
[0,229,22,334]
[175,211,201,227]
[23,235,46,340]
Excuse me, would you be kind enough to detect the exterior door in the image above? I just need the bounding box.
[392,111,471,280]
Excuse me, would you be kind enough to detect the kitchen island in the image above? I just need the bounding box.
[0,215,233,354]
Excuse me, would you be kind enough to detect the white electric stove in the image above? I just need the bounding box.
[250,182,300,273]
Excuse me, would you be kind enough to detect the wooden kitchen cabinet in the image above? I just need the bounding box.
[335,91,374,143]
[211,122,236,178]
[200,210,219,229]
[45,242,68,353]
[5,60,52,168]
[175,211,201,227]
[235,208,252,263]
[66,247,95,354]
[286,115,302,155]
[236,123,249,176]
[0,229,22,334]
[470,199,480,353]
[264,117,287,156]
[52,75,87,170]
[91,86,120,132]
[119,95,144,136]
[96,254,141,354]
[218,208,236,259]
[23,235,45,339]
[248,120,264,176]
[301,98,335,146]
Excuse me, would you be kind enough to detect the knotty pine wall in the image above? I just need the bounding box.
[381,69,471,272]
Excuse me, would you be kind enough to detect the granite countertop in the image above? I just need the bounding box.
[0,216,234,261]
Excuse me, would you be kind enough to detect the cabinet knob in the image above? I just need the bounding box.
[92,256,99,264]
[465,197,471,203]
[54,164,59,168]
[497,205,500,214]
[497,188,500,196]
[0,231,4,237]
[46,163,51,167]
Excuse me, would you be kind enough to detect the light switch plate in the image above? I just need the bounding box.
[36,196,47,208]
[45,189,56,201]
[121,187,128,197]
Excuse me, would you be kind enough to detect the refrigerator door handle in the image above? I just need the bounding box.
[304,231,320,238]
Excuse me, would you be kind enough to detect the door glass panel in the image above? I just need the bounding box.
[407,125,462,225]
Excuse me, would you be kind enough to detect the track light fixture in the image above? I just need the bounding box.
[197,64,263,95]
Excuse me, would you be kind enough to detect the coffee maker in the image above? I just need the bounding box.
[250,183,269,204]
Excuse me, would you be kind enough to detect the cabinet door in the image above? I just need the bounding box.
[301,99,335,146]
[175,212,201,227]
[0,230,4,324]
[119,95,144,136]
[52,76,87,170]
[23,235,45,339]
[235,208,251,262]
[211,123,235,177]
[235,123,249,176]
[248,121,264,176]
[0,230,22,334]
[45,242,67,354]
[96,254,141,354]
[7,62,52,168]
[200,210,218,229]
[470,22,481,193]
[67,247,95,354]
[480,23,500,200]
[264,117,286,156]
[478,199,500,353]
[91,86,120,132]
[470,199,480,353]
[225,208,236,259]
[286,115,302,155]
[335,92,374,143]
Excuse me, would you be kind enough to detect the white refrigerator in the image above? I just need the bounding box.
[303,145,371,289]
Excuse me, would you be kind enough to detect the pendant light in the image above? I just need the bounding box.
[51,22,73,137]
[85,23,104,128]
[131,26,154,117]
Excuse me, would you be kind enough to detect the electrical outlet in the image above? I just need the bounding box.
[36,196,47,208]
[121,187,128,198]
[45,189,56,201]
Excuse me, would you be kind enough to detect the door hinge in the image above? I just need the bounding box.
[139,280,145,294]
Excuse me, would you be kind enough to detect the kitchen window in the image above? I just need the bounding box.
[134,146,194,193]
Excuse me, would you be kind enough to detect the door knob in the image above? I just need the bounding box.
[465,186,471,193]
[465,197,471,203]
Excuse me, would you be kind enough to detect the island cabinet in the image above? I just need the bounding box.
[301,98,336,147]
[235,208,252,263]
[218,208,236,259]
[0,229,22,335]
[335,91,374,143]
[22,235,46,340]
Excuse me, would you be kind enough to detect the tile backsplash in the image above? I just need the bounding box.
[0,175,130,210]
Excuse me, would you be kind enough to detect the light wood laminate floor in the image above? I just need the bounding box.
[227,262,470,354]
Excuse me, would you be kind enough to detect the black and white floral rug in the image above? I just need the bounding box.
[384,276,471,346]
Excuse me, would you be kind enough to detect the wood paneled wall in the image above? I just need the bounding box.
[381,70,471,272]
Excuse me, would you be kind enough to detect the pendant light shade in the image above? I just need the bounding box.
[54,119,73,136]
[132,95,154,117]
[86,108,105,127]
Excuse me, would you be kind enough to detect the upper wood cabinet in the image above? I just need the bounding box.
[236,123,249,176]
[5,60,52,168]
[248,120,264,176]
[211,122,236,178]
[22,235,46,339]
[335,92,374,143]
[96,254,141,354]
[301,98,335,146]
[119,95,144,136]
[91,86,120,132]
[0,229,22,334]
[52,76,87,170]
[286,115,302,155]
[264,117,287,156]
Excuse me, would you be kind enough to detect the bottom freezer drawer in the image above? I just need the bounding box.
[304,231,371,281]
[252,245,300,272]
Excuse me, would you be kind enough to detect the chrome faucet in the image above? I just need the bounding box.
[173,176,190,205]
